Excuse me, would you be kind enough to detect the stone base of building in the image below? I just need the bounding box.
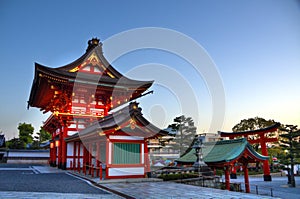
[263,174,272,181]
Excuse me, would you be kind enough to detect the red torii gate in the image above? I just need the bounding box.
[219,123,280,181]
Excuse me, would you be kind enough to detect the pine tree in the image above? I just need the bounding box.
[167,115,197,157]
[279,125,300,187]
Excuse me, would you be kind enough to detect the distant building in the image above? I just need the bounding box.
[148,132,222,166]
[198,133,222,142]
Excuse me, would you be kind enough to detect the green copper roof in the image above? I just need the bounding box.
[176,138,268,164]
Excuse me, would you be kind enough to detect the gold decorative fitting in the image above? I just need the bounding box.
[39,73,43,77]
[130,119,136,130]
[107,72,115,78]
[69,66,80,72]
[99,132,105,136]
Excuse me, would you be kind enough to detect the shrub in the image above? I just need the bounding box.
[158,173,198,181]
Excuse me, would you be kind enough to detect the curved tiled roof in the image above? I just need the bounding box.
[28,38,153,110]
[176,138,268,164]
[65,102,168,142]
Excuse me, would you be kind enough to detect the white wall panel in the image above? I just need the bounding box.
[108,167,144,176]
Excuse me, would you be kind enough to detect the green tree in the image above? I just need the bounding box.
[31,127,51,149]
[279,125,300,187]
[37,127,51,142]
[18,123,34,148]
[6,138,25,149]
[167,115,197,157]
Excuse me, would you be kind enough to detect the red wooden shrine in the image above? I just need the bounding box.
[219,123,280,181]
[28,38,167,179]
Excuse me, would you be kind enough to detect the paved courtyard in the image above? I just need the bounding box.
[1,164,300,198]
[0,164,120,198]
[230,175,300,199]
[101,181,274,199]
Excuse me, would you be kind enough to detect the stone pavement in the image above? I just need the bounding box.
[70,171,277,198]
[101,181,275,199]
[0,164,121,199]
[230,175,300,199]
[0,191,120,199]
[2,164,295,199]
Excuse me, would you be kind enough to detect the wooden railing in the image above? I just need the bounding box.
[70,161,105,180]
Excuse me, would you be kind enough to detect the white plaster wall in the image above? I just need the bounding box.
[67,143,74,156]
[108,167,144,176]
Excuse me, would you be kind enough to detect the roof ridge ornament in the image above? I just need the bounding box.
[86,38,101,52]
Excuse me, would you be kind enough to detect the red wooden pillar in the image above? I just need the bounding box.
[243,163,250,193]
[50,133,55,166]
[77,142,81,172]
[57,128,62,168]
[73,141,76,170]
[105,138,109,179]
[144,141,150,176]
[96,142,100,177]
[83,146,86,174]
[84,145,88,175]
[225,166,230,191]
[231,163,237,179]
[61,126,68,170]
[260,134,271,181]
[100,164,103,180]
[88,143,92,175]
[49,142,53,166]
[53,143,57,167]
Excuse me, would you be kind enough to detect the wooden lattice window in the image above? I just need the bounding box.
[113,143,140,164]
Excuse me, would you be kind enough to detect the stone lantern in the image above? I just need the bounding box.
[193,135,207,174]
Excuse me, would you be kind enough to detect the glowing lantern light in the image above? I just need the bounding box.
[55,140,60,147]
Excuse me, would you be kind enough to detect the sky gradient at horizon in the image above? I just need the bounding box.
[0,0,299,139]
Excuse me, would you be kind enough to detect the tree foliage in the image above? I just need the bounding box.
[167,115,197,157]
[6,138,25,149]
[17,123,34,148]
[278,125,300,187]
[31,127,51,149]
[37,127,51,142]
[232,117,276,132]
[232,117,277,150]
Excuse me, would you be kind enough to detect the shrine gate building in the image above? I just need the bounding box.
[219,123,280,181]
[28,38,167,179]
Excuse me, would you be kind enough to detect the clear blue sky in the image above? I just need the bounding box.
[1,0,299,139]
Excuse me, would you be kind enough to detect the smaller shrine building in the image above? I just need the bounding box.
[176,138,269,193]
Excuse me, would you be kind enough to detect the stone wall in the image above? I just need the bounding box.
[5,149,49,164]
